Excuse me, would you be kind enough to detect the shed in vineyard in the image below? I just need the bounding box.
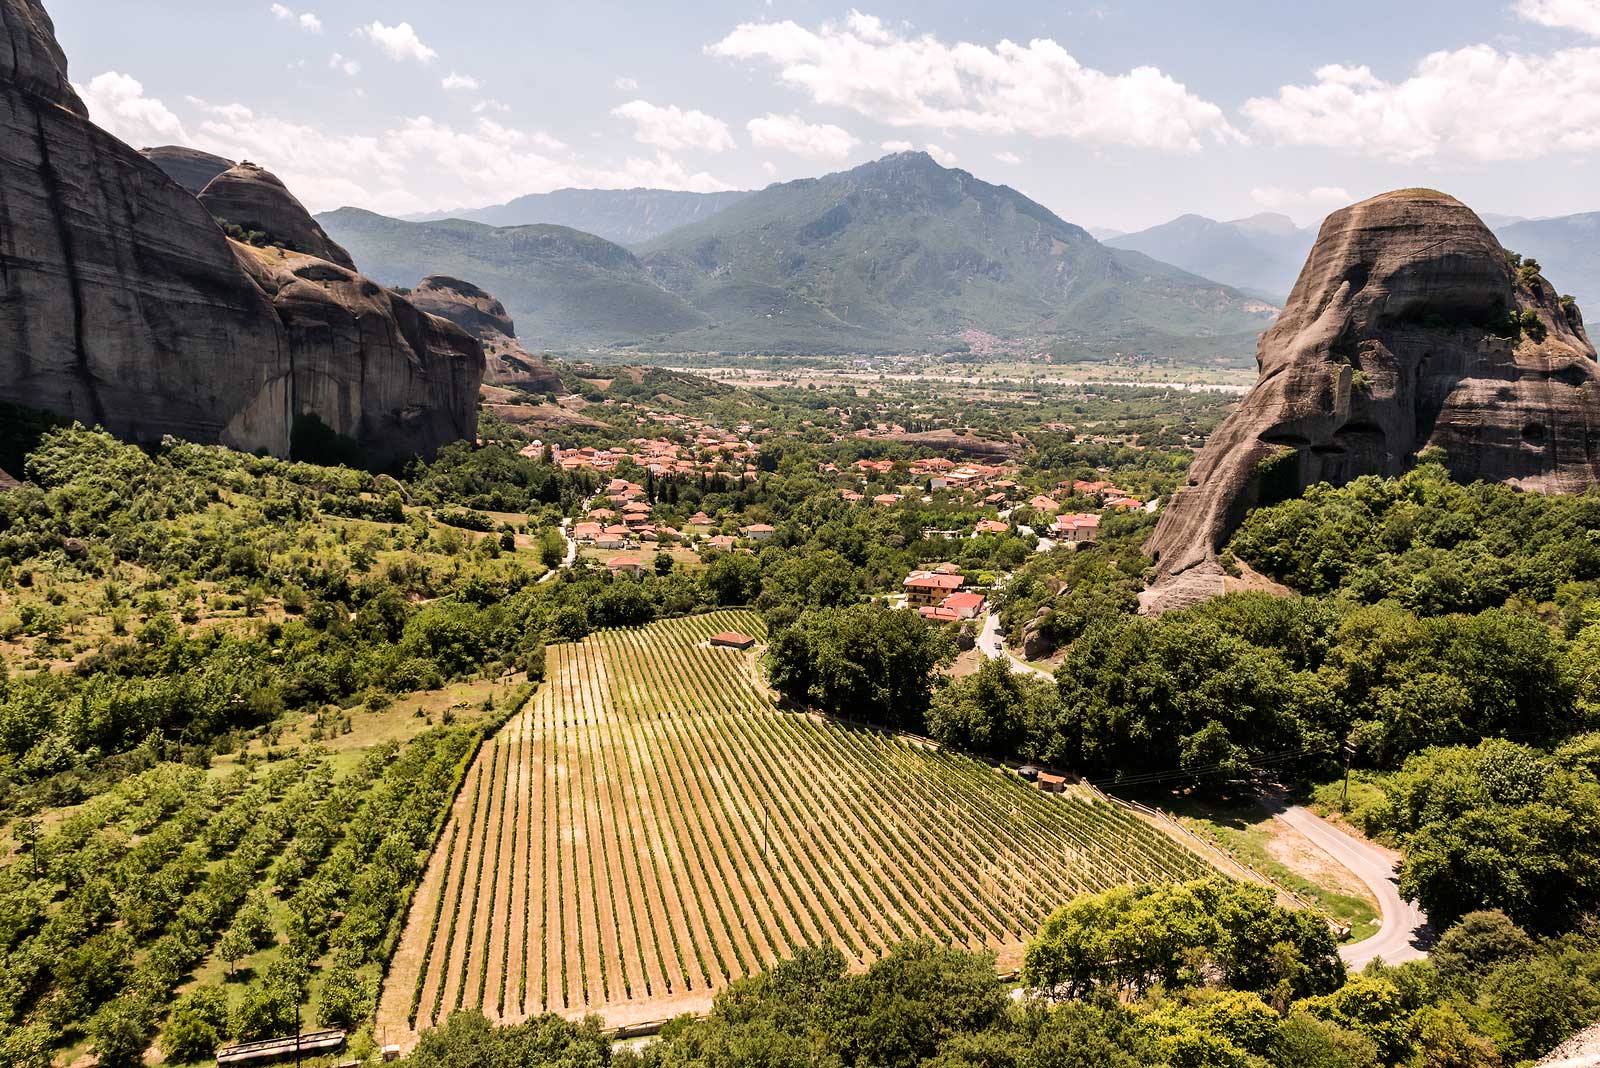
[710,632,756,650]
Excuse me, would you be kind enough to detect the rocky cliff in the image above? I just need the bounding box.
[142,145,233,195]
[409,275,563,395]
[199,162,357,269]
[1145,189,1600,609]
[0,0,482,462]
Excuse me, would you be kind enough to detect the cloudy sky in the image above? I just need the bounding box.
[52,0,1600,231]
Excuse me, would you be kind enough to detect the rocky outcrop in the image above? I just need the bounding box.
[235,249,481,456]
[142,145,233,195]
[1146,189,1600,605]
[410,275,563,395]
[199,162,356,269]
[0,0,482,462]
[0,468,20,492]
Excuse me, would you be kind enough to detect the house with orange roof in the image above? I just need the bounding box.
[903,570,964,607]
[1052,513,1101,544]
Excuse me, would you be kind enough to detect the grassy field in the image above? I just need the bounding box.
[378,611,1219,1041]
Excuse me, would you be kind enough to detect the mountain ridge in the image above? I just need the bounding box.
[405,186,753,245]
[321,152,1275,358]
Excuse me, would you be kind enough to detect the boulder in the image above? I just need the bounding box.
[0,0,482,462]
[199,162,356,269]
[410,275,564,395]
[1146,189,1600,603]
[141,145,234,195]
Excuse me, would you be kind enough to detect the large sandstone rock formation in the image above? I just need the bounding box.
[199,162,357,270]
[142,145,233,195]
[0,0,482,462]
[1145,189,1600,608]
[409,275,563,395]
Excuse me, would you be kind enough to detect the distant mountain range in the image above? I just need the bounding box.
[1108,213,1316,304]
[1104,207,1600,321]
[321,152,1276,358]
[404,188,752,245]
[1495,213,1600,319]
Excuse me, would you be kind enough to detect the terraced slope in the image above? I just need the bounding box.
[378,611,1217,1038]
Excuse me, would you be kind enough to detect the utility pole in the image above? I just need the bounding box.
[1340,739,1357,808]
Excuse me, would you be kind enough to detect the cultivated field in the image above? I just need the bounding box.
[378,611,1216,1039]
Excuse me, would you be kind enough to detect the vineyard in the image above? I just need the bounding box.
[379,611,1218,1037]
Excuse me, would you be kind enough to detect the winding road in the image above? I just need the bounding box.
[1273,804,1430,968]
[976,611,1053,680]
[971,577,1429,971]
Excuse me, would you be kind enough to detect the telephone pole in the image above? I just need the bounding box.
[1340,739,1357,808]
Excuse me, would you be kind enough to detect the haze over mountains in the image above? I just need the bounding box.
[404,188,753,246]
[1108,214,1316,304]
[321,152,1276,358]
[1108,207,1600,316]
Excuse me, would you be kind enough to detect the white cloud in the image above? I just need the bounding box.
[441,72,481,91]
[708,11,1236,151]
[1249,185,1353,211]
[270,4,321,32]
[880,139,914,152]
[747,113,858,158]
[1515,0,1600,35]
[924,143,958,165]
[611,99,735,152]
[472,99,510,114]
[185,100,725,213]
[75,72,189,146]
[614,76,639,91]
[993,150,1022,164]
[1245,45,1600,161]
[357,21,437,64]
[762,161,778,175]
[328,53,360,77]
[75,69,731,215]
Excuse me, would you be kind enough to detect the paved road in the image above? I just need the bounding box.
[539,498,592,584]
[976,612,1054,681]
[1274,805,1429,969]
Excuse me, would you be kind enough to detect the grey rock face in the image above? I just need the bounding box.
[142,145,234,195]
[0,0,483,462]
[1147,190,1600,599]
[410,275,563,395]
[199,162,356,270]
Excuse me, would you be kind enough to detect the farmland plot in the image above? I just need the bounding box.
[378,611,1217,1038]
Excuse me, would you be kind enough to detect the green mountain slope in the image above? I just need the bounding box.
[638,152,1277,356]
[404,187,752,245]
[318,208,707,348]
[320,153,1277,357]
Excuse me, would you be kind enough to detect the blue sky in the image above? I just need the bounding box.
[52,0,1600,231]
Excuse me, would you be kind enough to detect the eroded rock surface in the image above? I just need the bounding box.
[199,162,356,269]
[410,275,563,395]
[236,249,482,457]
[0,0,482,462]
[142,145,234,195]
[1146,190,1600,604]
